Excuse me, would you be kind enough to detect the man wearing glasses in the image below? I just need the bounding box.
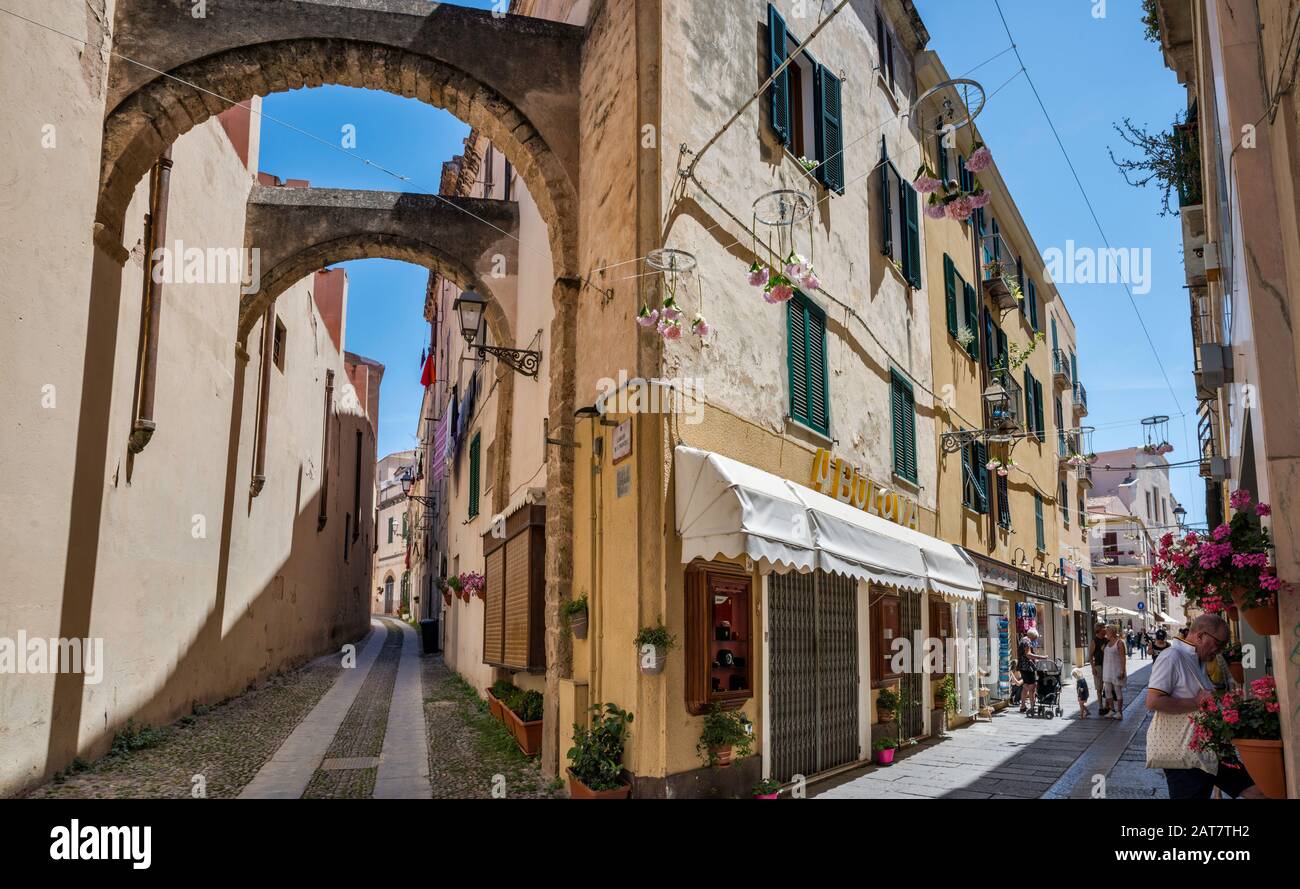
[1146,614,1264,799]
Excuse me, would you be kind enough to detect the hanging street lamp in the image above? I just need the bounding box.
[453,290,541,379]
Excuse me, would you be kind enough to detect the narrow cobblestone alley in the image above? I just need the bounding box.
[816,654,1168,800]
[23,618,555,799]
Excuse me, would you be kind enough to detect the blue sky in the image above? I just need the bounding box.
[257,0,1200,524]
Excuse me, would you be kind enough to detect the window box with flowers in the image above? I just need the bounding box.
[1190,676,1285,799]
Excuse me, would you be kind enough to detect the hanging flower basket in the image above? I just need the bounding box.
[1230,586,1279,636]
[637,249,712,344]
[459,571,486,601]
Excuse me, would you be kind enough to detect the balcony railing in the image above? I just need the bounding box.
[980,232,1021,310]
[1072,381,1088,416]
[985,369,1023,432]
[1051,349,1072,389]
[1174,114,1203,208]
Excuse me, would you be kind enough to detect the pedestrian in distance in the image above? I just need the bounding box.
[1018,628,1049,714]
[1145,614,1265,799]
[1009,665,1024,706]
[1091,623,1110,715]
[1072,666,1091,718]
[1102,625,1127,720]
[1150,627,1170,661]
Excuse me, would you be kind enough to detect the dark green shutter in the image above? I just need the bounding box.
[879,153,893,257]
[787,297,809,426]
[964,282,979,361]
[814,66,844,194]
[943,254,958,336]
[1034,379,1045,442]
[1028,277,1039,330]
[997,470,1010,528]
[468,433,481,518]
[891,372,916,483]
[806,300,829,433]
[1056,397,1066,455]
[1035,493,1045,550]
[767,4,790,146]
[788,293,829,436]
[937,132,949,183]
[973,441,988,513]
[903,179,921,288]
[1024,369,1035,434]
[1070,351,1078,386]
[996,327,1008,370]
[1051,315,1059,353]
[983,308,996,372]
[960,442,973,508]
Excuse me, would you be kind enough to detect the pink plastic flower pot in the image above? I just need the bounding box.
[875,748,896,766]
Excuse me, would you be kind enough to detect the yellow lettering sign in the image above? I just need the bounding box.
[808,449,920,530]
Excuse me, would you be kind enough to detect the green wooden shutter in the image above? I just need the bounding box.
[1024,369,1035,434]
[891,372,916,483]
[806,299,829,434]
[814,66,845,193]
[1033,378,1045,441]
[787,297,809,427]
[973,440,988,513]
[997,470,1010,528]
[960,441,973,508]
[468,432,481,518]
[1070,351,1078,386]
[767,4,790,146]
[387,516,394,544]
[1034,493,1045,550]
[937,132,949,183]
[943,254,958,336]
[879,152,893,257]
[1050,315,1059,353]
[1028,277,1039,330]
[983,308,996,372]
[964,282,979,361]
[996,327,1009,370]
[903,179,921,288]
[1056,397,1066,455]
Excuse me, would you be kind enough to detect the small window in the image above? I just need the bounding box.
[272,316,286,372]
[766,5,845,193]
[961,440,988,513]
[880,149,921,287]
[875,9,897,93]
[997,471,1011,530]
[890,370,917,484]
[1106,576,1120,598]
[1060,480,1070,526]
[387,516,394,545]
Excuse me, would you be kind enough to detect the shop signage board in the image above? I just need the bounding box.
[808,449,920,530]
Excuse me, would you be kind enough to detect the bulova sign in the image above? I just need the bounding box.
[808,449,920,530]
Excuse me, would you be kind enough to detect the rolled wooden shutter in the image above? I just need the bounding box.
[503,532,530,668]
[483,546,505,664]
[767,4,790,145]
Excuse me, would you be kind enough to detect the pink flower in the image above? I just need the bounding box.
[1160,533,1174,548]
[1230,489,1252,509]
[747,265,770,288]
[966,145,993,172]
[1259,572,1281,592]
[946,197,974,221]
[1213,524,1231,541]
[913,175,944,194]
[1266,702,1280,714]
[659,320,682,341]
[691,314,710,338]
[1256,503,1272,517]
[785,254,809,279]
[636,307,659,328]
[660,301,682,321]
[1223,709,1240,725]
[765,284,794,304]
[800,272,821,291]
[924,202,947,220]
[1251,675,1276,696]
[967,189,991,209]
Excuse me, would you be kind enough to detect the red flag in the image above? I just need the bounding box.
[420,352,434,388]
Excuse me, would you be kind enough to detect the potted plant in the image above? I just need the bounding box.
[876,686,899,724]
[1223,641,1245,685]
[872,737,898,765]
[502,688,544,756]
[439,578,452,607]
[564,594,589,640]
[1230,676,1285,799]
[634,623,676,675]
[697,704,753,768]
[459,571,486,601]
[445,575,463,603]
[753,777,782,799]
[567,703,634,799]
[488,679,514,723]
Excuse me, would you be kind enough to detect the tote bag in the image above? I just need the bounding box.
[1145,710,1217,774]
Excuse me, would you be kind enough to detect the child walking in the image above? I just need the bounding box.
[1072,667,1090,718]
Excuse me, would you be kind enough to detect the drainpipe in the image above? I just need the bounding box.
[250,305,274,497]
[128,147,173,454]
[318,369,335,530]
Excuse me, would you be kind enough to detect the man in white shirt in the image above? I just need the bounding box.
[1145,614,1262,799]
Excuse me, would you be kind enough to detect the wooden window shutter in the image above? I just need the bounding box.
[1035,493,1045,550]
[483,546,505,663]
[503,532,530,667]
[891,372,916,483]
[997,327,1009,369]
[468,433,480,518]
[983,308,996,372]
[1028,277,1039,331]
[937,131,949,182]
[901,178,921,288]
[973,440,988,514]
[964,282,980,361]
[806,298,829,434]
[879,148,893,257]
[1034,379,1045,440]
[814,65,845,194]
[767,4,791,146]
[997,470,1010,528]
[960,441,973,508]
[787,297,810,427]
[1024,369,1035,434]
[943,254,958,336]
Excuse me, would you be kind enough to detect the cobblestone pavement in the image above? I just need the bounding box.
[421,655,560,799]
[816,653,1169,799]
[302,620,404,799]
[23,653,344,799]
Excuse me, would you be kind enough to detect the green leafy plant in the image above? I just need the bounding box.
[633,623,676,652]
[513,689,544,722]
[109,720,167,758]
[875,687,900,712]
[567,703,634,791]
[1141,0,1160,43]
[490,679,516,702]
[697,704,754,765]
[562,594,588,619]
[1108,109,1199,216]
[872,737,898,752]
[753,776,782,796]
[937,674,958,714]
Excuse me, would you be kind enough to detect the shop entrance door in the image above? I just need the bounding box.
[768,571,859,782]
[898,589,925,739]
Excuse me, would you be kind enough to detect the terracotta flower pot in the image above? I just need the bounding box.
[570,610,589,640]
[708,744,733,768]
[442,591,452,606]
[1232,738,1286,799]
[1227,662,1245,685]
[1230,587,1280,636]
[504,707,543,756]
[567,769,631,799]
[487,692,505,723]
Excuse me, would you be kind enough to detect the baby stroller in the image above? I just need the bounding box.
[1032,659,1064,719]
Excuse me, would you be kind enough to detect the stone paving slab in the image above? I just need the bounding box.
[374,621,433,799]
[238,620,386,799]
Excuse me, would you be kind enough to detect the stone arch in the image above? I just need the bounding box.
[99,36,578,278]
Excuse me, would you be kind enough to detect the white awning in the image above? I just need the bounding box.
[673,446,982,601]
[1093,603,1141,618]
